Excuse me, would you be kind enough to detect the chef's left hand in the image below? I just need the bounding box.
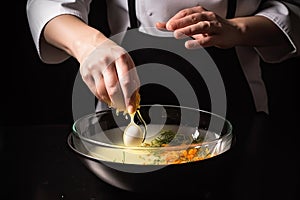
[156,6,242,49]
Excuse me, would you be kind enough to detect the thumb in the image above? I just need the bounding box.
[155,22,167,30]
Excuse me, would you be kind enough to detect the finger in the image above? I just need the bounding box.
[168,12,216,31]
[155,22,167,30]
[80,61,112,106]
[169,6,207,21]
[166,6,207,30]
[127,80,140,114]
[174,20,221,39]
[115,53,140,113]
[93,73,111,106]
[102,64,126,112]
[185,35,214,49]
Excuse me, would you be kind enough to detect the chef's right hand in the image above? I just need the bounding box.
[79,39,140,114]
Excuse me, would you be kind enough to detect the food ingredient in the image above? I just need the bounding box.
[123,93,147,146]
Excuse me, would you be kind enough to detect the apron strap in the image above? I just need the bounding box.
[127,0,139,29]
[226,0,237,19]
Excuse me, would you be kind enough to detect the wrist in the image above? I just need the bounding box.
[227,18,247,46]
[72,30,108,64]
[228,16,286,47]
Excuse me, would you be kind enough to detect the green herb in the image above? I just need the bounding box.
[149,129,192,147]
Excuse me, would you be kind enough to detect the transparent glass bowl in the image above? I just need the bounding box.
[68,105,234,192]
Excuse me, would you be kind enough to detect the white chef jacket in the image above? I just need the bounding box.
[26,0,300,113]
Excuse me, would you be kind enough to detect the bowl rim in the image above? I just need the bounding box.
[71,104,233,151]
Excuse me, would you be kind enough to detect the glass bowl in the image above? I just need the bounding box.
[68,105,234,192]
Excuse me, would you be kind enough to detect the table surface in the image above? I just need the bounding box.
[1,112,298,200]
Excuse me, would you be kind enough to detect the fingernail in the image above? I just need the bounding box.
[185,40,201,49]
[127,105,135,114]
[174,31,188,39]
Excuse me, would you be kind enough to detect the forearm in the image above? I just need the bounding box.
[43,14,108,63]
[230,15,288,47]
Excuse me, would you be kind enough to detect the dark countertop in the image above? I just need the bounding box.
[1,112,298,200]
[2,124,133,200]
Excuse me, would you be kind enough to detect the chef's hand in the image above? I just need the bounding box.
[80,39,140,114]
[156,6,242,49]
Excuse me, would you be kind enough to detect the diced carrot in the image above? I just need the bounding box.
[172,160,182,164]
[188,148,197,155]
[181,150,187,157]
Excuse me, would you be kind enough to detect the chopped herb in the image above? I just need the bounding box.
[140,129,213,164]
[147,129,192,147]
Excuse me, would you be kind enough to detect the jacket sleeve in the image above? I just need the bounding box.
[254,0,300,63]
[26,0,92,64]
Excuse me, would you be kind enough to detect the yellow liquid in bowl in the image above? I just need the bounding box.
[84,125,227,165]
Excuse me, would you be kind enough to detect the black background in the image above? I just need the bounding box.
[1,1,299,200]
[3,1,299,126]
[2,1,110,125]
